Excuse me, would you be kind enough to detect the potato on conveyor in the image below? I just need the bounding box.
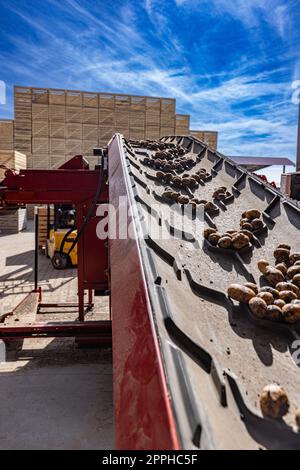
[276,282,300,297]
[274,299,286,309]
[277,244,291,251]
[231,233,250,250]
[228,284,256,303]
[213,187,228,200]
[275,263,287,276]
[264,267,285,286]
[170,192,180,202]
[163,163,172,172]
[257,259,270,274]
[226,232,238,239]
[243,209,261,220]
[239,229,254,241]
[162,190,174,200]
[293,274,300,288]
[260,384,289,419]
[218,236,232,249]
[290,253,300,265]
[191,198,202,205]
[282,304,300,323]
[259,286,280,298]
[240,222,253,231]
[172,176,182,187]
[240,218,251,227]
[274,248,290,264]
[208,232,222,246]
[165,173,174,182]
[248,297,268,318]
[251,218,264,231]
[257,292,274,305]
[244,282,258,294]
[266,305,282,321]
[204,202,218,213]
[182,177,197,188]
[156,171,164,180]
[178,195,190,205]
[214,192,227,201]
[191,174,200,183]
[287,265,300,279]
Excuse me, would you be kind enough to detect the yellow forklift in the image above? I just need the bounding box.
[47,204,78,269]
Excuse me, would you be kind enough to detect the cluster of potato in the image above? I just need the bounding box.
[213,186,232,201]
[227,244,300,323]
[195,167,210,178]
[130,139,177,151]
[204,224,253,251]
[154,147,187,159]
[203,208,265,251]
[144,153,194,173]
[157,172,199,188]
[239,209,264,233]
[161,187,218,212]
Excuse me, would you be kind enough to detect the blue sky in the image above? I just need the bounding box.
[0,0,299,182]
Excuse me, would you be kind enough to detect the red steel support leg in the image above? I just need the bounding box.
[76,204,85,321]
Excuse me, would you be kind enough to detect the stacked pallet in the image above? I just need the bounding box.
[115,95,130,139]
[0,120,14,151]
[14,86,220,167]
[175,114,190,136]
[160,98,176,138]
[14,87,32,157]
[129,96,145,140]
[0,208,27,235]
[0,150,27,234]
[190,130,218,150]
[31,88,49,168]
[82,92,98,159]
[99,93,115,147]
[145,97,161,140]
[49,89,66,169]
[36,206,54,251]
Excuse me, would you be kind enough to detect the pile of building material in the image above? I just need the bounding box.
[0,148,27,234]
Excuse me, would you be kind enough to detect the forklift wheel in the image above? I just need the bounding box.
[52,252,68,269]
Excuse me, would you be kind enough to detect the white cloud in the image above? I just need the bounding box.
[175,0,292,38]
[0,0,298,167]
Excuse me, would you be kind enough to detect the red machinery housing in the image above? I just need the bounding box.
[0,155,110,339]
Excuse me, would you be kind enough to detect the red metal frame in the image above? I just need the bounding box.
[0,155,110,339]
[108,135,180,450]
[0,321,112,340]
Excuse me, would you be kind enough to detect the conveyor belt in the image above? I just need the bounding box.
[110,134,300,450]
